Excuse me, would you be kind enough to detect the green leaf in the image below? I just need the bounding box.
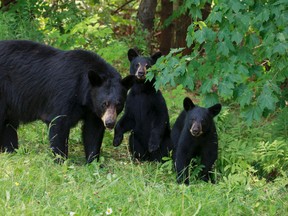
[273,0,288,5]
[256,8,270,22]
[238,88,254,107]
[194,29,206,44]
[186,24,195,47]
[218,80,234,100]
[276,33,286,42]
[247,34,260,48]
[257,84,279,111]
[186,34,194,47]
[200,78,217,93]
[231,0,245,13]
[209,11,222,23]
[217,41,229,56]
[273,43,288,55]
[238,14,250,29]
[202,93,220,107]
[242,105,262,125]
[237,65,249,76]
[204,28,217,42]
[169,48,185,54]
[231,31,243,45]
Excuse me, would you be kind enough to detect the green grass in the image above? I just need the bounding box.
[0,112,287,216]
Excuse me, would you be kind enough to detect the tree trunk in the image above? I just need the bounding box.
[173,1,211,55]
[201,2,212,21]
[0,0,16,9]
[137,0,157,31]
[137,0,157,52]
[159,0,173,55]
[174,12,192,55]
[171,0,191,55]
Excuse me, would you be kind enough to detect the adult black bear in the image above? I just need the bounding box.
[0,40,134,163]
[172,97,221,184]
[113,48,172,161]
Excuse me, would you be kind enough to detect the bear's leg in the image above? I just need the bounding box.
[171,128,181,161]
[48,116,70,160]
[161,136,173,159]
[175,132,194,185]
[0,103,6,151]
[1,120,19,152]
[128,133,147,161]
[200,148,217,183]
[113,113,134,147]
[82,114,105,163]
[148,117,168,153]
[149,149,162,162]
[149,136,171,162]
[175,153,190,185]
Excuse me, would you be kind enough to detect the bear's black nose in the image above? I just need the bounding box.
[191,127,202,137]
[192,128,200,134]
[193,128,199,133]
[105,120,115,130]
[137,71,145,77]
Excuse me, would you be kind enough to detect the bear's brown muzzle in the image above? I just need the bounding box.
[101,106,117,130]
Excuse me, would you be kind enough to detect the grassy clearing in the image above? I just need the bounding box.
[0,75,287,216]
[0,109,287,216]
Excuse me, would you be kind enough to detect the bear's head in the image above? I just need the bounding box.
[88,71,134,129]
[183,97,221,137]
[127,48,162,81]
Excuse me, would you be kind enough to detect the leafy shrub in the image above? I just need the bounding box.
[149,0,288,123]
[0,0,43,41]
[255,139,288,181]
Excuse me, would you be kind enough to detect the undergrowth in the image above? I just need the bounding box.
[0,91,287,215]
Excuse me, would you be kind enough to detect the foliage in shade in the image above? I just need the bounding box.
[0,0,143,74]
[149,0,288,124]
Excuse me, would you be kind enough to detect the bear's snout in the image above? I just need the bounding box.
[101,106,117,130]
[135,64,147,80]
[105,119,116,130]
[137,71,145,78]
[190,122,203,137]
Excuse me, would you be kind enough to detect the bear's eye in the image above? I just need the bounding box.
[102,101,109,109]
[145,63,151,69]
[116,102,123,111]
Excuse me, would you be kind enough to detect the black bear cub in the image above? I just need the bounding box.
[172,97,221,185]
[113,48,172,161]
[0,40,134,163]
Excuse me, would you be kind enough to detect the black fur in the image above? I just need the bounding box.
[0,40,134,163]
[172,97,221,184]
[113,48,172,161]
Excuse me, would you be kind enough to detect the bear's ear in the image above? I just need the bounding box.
[88,70,103,87]
[183,97,195,111]
[128,49,139,62]
[121,75,135,90]
[208,103,222,117]
[151,51,162,63]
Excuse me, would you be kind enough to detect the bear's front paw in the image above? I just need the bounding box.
[148,140,160,153]
[113,134,123,147]
[148,144,158,153]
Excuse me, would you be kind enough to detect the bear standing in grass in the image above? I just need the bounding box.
[113,48,172,161]
[0,40,134,163]
[172,97,221,184]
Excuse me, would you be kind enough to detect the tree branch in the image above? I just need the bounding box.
[112,0,136,15]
